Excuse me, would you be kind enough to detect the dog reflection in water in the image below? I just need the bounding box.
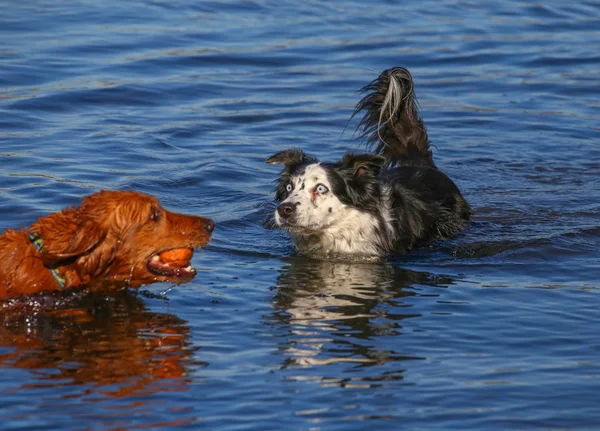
[271,258,451,368]
[0,291,204,400]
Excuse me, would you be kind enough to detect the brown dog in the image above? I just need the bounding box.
[0,190,214,299]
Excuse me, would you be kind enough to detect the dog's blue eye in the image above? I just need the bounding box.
[286,184,293,192]
[316,184,328,194]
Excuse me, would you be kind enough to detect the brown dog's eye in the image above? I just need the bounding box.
[149,207,162,222]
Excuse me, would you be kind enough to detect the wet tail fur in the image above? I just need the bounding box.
[354,67,433,168]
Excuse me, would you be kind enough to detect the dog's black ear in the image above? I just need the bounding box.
[331,153,385,212]
[266,149,313,166]
[340,153,386,177]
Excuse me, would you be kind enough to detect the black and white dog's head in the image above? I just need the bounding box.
[266,149,389,256]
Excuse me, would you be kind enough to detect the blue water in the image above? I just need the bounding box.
[1,0,600,429]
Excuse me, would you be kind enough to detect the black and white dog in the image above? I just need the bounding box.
[266,67,470,257]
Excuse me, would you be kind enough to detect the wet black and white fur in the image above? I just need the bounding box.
[266,67,471,257]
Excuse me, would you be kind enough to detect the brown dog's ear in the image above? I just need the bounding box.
[30,208,107,266]
[266,149,314,166]
[76,231,120,280]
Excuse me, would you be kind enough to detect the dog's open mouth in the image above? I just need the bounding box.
[147,248,196,279]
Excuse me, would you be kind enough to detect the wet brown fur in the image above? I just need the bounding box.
[0,190,214,299]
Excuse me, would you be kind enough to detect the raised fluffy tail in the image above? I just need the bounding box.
[353,67,434,168]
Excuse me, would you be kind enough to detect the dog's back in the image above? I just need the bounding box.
[355,67,470,251]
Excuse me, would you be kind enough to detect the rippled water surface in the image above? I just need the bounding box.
[1,1,600,429]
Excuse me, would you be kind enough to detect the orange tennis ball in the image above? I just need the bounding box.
[159,248,193,268]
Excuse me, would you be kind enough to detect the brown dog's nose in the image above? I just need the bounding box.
[277,202,297,220]
[205,219,215,233]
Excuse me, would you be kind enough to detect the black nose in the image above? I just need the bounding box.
[277,202,297,220]
[205,219,215,232]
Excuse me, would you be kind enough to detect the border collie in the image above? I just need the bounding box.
[266,67,470,257]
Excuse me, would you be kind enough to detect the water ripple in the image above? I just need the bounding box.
[1,0,600,429]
